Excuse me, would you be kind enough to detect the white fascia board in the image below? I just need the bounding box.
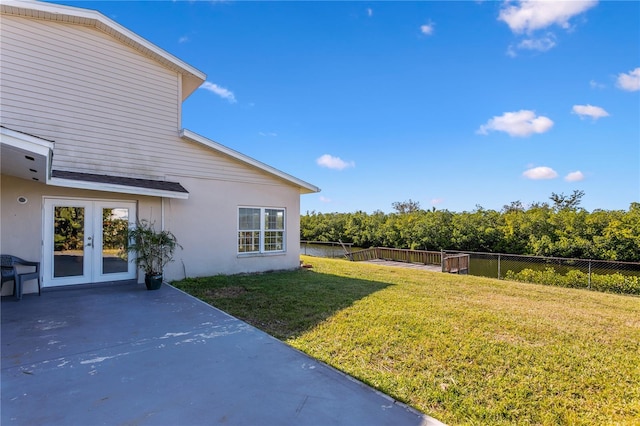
[1,0,206,97]
[47,177,190,199]
[0,126,54,157]
[180,129,321,195]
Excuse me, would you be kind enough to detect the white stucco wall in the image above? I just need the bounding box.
[0,175,161,295]
[162,175,301,280]
[1,173,304,295]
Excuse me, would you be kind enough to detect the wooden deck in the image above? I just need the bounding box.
[362,259,442,272]
[350,247,469,274]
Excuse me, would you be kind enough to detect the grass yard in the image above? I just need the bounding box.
[173,256,640,425]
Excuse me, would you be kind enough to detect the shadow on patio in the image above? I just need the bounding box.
[1,281,441,425]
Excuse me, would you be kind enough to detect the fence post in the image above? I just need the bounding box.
[588,260,591,290]
[497,254,501,280]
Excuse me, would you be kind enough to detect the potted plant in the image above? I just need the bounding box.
[127,220,181,290]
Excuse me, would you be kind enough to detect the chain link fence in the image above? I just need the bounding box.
[300,243,640,295]
[443,250,640,295]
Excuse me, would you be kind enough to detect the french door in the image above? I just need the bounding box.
[43,198,137,287]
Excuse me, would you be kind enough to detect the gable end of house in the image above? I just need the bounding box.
[0,0,206,99]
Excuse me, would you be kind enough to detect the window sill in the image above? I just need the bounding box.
[237,251,287,258]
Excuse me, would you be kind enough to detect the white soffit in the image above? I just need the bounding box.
[180,129,321,195]
[0,126,54,183]
[0,0,206,99]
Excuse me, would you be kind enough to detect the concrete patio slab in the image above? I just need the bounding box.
[1,281,443,425]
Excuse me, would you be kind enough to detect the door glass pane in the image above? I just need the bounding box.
[53,207,84,277]
[102,208,129,274]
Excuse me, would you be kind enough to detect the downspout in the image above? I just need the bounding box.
[161,197,165,230]
[161,197,166,280]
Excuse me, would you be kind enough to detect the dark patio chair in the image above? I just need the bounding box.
[1,255,41,300]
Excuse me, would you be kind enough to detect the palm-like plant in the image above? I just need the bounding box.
[128,220,181,278]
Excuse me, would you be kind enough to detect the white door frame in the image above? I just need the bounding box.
[43,197,137,287]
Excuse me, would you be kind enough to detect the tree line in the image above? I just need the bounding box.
[301,192,640,262]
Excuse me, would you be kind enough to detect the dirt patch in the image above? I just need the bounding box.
[205,286,248,299]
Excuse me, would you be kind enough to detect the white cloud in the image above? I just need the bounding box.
[319,196,332,203]
[259,132,278,137]
[517,34,556,52]
[477,110,554,137]
[367,8,373,17]
[616,67,640,92]
[589,79,605,89]
[178,35,189,44]
[316,154,355,170]
[200,81,237,103]
[420,22,435,36]
[498,0,598,34]
[431,198,444,206]
[572,104,609,120]
[565,171,585,182]
[523,166,558,180]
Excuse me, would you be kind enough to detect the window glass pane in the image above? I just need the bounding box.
[264,231,284,251]
[238,231,260,253]
[265,209,284,230]
[239,208,260,230]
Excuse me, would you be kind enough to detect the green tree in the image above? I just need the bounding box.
[392,199,421,214]
[451,206,502,252]
[550,190,585,211]
[299,196,640,262]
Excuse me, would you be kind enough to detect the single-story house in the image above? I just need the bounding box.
[0,0,319,296]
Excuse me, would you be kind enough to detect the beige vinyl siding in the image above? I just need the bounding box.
[164,140,297,188]
[1,15,292,188]
[2,18,175,108]
[1,16,178,176]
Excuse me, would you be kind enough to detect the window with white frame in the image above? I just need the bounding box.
[238,207,285,254]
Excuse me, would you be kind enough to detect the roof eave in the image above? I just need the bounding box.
[47,176,190,199]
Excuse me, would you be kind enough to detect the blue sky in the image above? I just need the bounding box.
[51,1,639,214]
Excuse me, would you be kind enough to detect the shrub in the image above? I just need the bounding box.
[591,273,640,295]
[505,268,639,295]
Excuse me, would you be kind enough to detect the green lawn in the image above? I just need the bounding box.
[173,256,640,425]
